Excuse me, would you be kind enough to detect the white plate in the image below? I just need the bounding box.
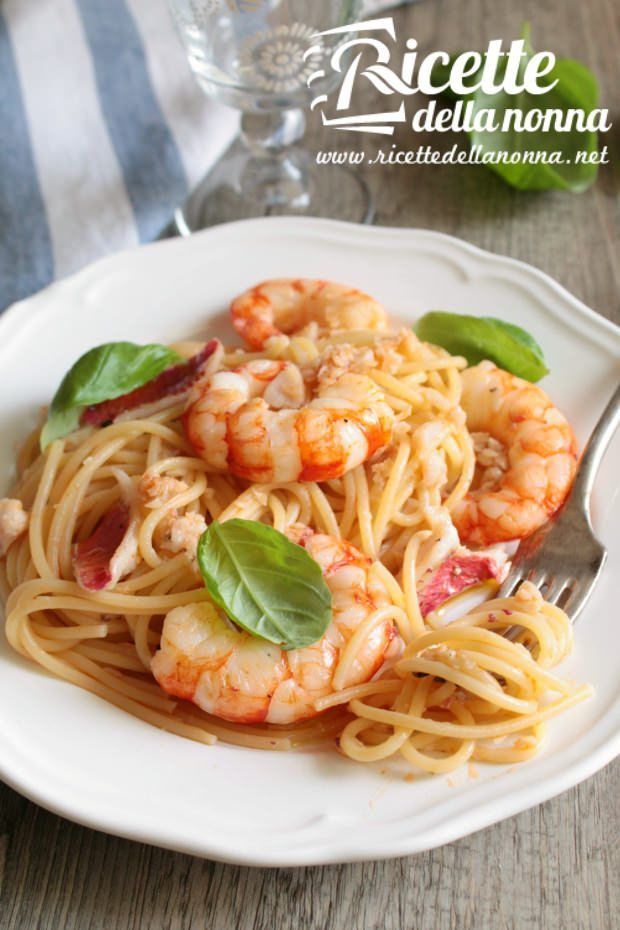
[0,218,618,866]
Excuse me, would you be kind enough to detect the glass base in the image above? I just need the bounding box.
[173,139,374,235]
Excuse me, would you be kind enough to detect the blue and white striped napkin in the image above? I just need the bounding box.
[0,0,409,312]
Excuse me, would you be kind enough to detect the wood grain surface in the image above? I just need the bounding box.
[1,1,618,928]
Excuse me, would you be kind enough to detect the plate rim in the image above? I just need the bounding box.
[3,217,620,342]
[0,217,618,866]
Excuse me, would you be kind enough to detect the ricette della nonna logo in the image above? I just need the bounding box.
[303,17,610,186]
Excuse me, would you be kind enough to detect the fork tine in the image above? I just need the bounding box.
[562,582,592,623]
[525,566,547,588]
[496,569,524,599]
[564,548,607,621]
[542,577,568,605]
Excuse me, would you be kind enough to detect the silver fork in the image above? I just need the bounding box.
[497,381,620,624]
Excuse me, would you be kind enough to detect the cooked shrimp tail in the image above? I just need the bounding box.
[453,361,578,545]
[230,278,388,350]
[183,360,394,483]
[151,527,400,725]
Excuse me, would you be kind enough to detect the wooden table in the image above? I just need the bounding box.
[1,1,618,927]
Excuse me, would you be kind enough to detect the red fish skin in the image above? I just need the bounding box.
[81,339,220,428]
[73,502,130,591]
[418,549,507,617]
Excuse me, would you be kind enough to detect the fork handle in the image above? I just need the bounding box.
[571,381,620,514]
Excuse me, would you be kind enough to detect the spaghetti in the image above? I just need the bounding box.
[0,312,592,774]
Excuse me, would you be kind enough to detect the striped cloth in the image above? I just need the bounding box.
[0,0,407,312]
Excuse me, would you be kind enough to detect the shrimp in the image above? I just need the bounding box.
[151,527,400,725]
[316,330,415,385]
[230,278,388,350]
[183,358,394,483]
[138,473,190,509]
[0,499,29,557]
[453,361,578,546]
[138,472,206,566]
[155,512,207,560]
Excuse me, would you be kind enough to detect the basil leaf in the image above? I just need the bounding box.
[197,519,332,650]
[40,407,83,450]
[484,318,548,368]
[430,54,464,101]
[469,56,599,193]
[41,342,182,450]
[414,312,549,382]
[431,28,600,193]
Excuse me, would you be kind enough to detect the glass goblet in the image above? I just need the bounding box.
[167,0,373,233]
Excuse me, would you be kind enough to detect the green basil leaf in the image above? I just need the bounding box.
[197,519,332,650]
[40,407,83,451]
[469,55,599,193]
[41,342,182,450]
[430,53,479,101]
[431,27,600,193]
[414,312,549,382]
[483,318,547,367]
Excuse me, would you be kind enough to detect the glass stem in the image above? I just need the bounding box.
[238,109,311,209]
